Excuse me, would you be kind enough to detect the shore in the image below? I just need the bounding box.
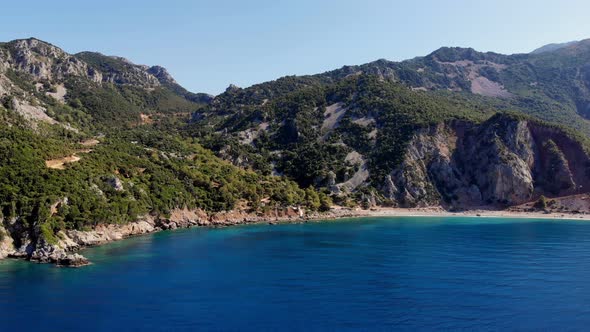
[356,207,590,221]
[3,206,589,267]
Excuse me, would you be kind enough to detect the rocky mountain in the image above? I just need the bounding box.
[0,38,319,265]
[531,41,579,54]
[317,40,590,134]
[385,114,590,208]
[0,38,211,130]
[190,39,590,209]
[1,36,590,265]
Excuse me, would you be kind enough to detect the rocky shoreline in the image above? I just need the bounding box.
[0,207,364,267]
[3,203,588,268]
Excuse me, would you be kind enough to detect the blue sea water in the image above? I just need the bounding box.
[2,216,590,331]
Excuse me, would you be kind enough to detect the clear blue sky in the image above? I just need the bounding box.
[2,0,589,95]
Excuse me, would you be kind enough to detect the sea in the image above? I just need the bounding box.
[2,216,590,331]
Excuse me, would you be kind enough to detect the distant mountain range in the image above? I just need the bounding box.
[1,37,590,264]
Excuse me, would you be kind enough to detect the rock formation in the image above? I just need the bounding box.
[384,115,590,208]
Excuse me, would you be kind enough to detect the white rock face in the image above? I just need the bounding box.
[338,151,369,192]
[8,39,91,81]
[382,116,583,208]
[11,98,57,124]
[45,84,67,102]
[0,225,15,259]
[0,37,183,129]
[66,218,156,247]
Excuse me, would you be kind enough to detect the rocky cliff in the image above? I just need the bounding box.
[0,38,209,129]
[384,114,590,209]
[2,37,590,267]
[0,38,173,87]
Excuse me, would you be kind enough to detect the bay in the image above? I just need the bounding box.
[2,217,590,331]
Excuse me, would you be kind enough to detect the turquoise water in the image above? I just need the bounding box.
[2,216,590,331]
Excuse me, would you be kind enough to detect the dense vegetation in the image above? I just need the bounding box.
[2,37,590,245]
[0,102,324,245]
[332,43,590,135]
[190,75,492,192]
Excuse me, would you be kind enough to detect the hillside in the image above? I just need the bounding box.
[0,38,325,265]
[338,40,590,133]
[190,40,590,208]
[190,75,590,208]
[0,38,213,130]
[531,41,579,54]
[1,37,590,265]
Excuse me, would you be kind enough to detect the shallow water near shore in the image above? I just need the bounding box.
[2,216,590,331]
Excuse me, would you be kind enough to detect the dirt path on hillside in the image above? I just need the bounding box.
[46,155,82,169]
[45,138,100,169]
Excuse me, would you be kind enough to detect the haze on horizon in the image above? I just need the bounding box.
[2,0,589,95]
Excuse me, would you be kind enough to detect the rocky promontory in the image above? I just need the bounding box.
[0,206,322,267]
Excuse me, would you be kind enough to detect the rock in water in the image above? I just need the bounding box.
[56,253,90,267]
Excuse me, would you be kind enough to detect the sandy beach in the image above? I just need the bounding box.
[330,206,590,221]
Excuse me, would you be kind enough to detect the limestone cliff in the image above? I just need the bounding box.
[0,38,167,87]
[383,115,590,208]
[0,38,205,128]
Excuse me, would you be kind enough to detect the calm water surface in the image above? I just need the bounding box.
[2,216,590,331]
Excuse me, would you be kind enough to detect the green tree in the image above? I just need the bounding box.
[305,187,321,211]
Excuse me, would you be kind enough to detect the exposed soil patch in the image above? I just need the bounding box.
[80,138,100,147]
[438,60,512,98]
[12,98,56,124]
[140,113,153,125]
[352,116,375,127]
[46,155,81,170]
[45,84,67,102]
[322,103,346,131]
[470,76,511,98]
[45,145,95,170]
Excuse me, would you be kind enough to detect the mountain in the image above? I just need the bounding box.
[190,39,590,208]
[0,38,322,265]
[531,41,579,54]
[0,38,212,130]
[319,40,590,133]
[1,37,590,265]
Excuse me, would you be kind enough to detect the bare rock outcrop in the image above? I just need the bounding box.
[105,176,124,191]
[1,39,161,87]
[66,216,157,247]
[0,224,15,259]
[383,115,590,208]
[3,38,100,82]
[29,237,89,267]
[0,206,310,267]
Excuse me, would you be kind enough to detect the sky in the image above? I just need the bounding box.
[2,0,590,95]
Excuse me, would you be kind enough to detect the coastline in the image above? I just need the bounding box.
[358,207,590,221]
[3,206,590,268]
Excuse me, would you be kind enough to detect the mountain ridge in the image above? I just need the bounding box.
[2,36,590,265]
[531,40,581,54]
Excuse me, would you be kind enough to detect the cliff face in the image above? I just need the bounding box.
[1,38,101,82]
[0,224,14,259]
[0,38,169,87]
[384,115,590,208]
[0,38,206,129]
[74,52,162,87]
